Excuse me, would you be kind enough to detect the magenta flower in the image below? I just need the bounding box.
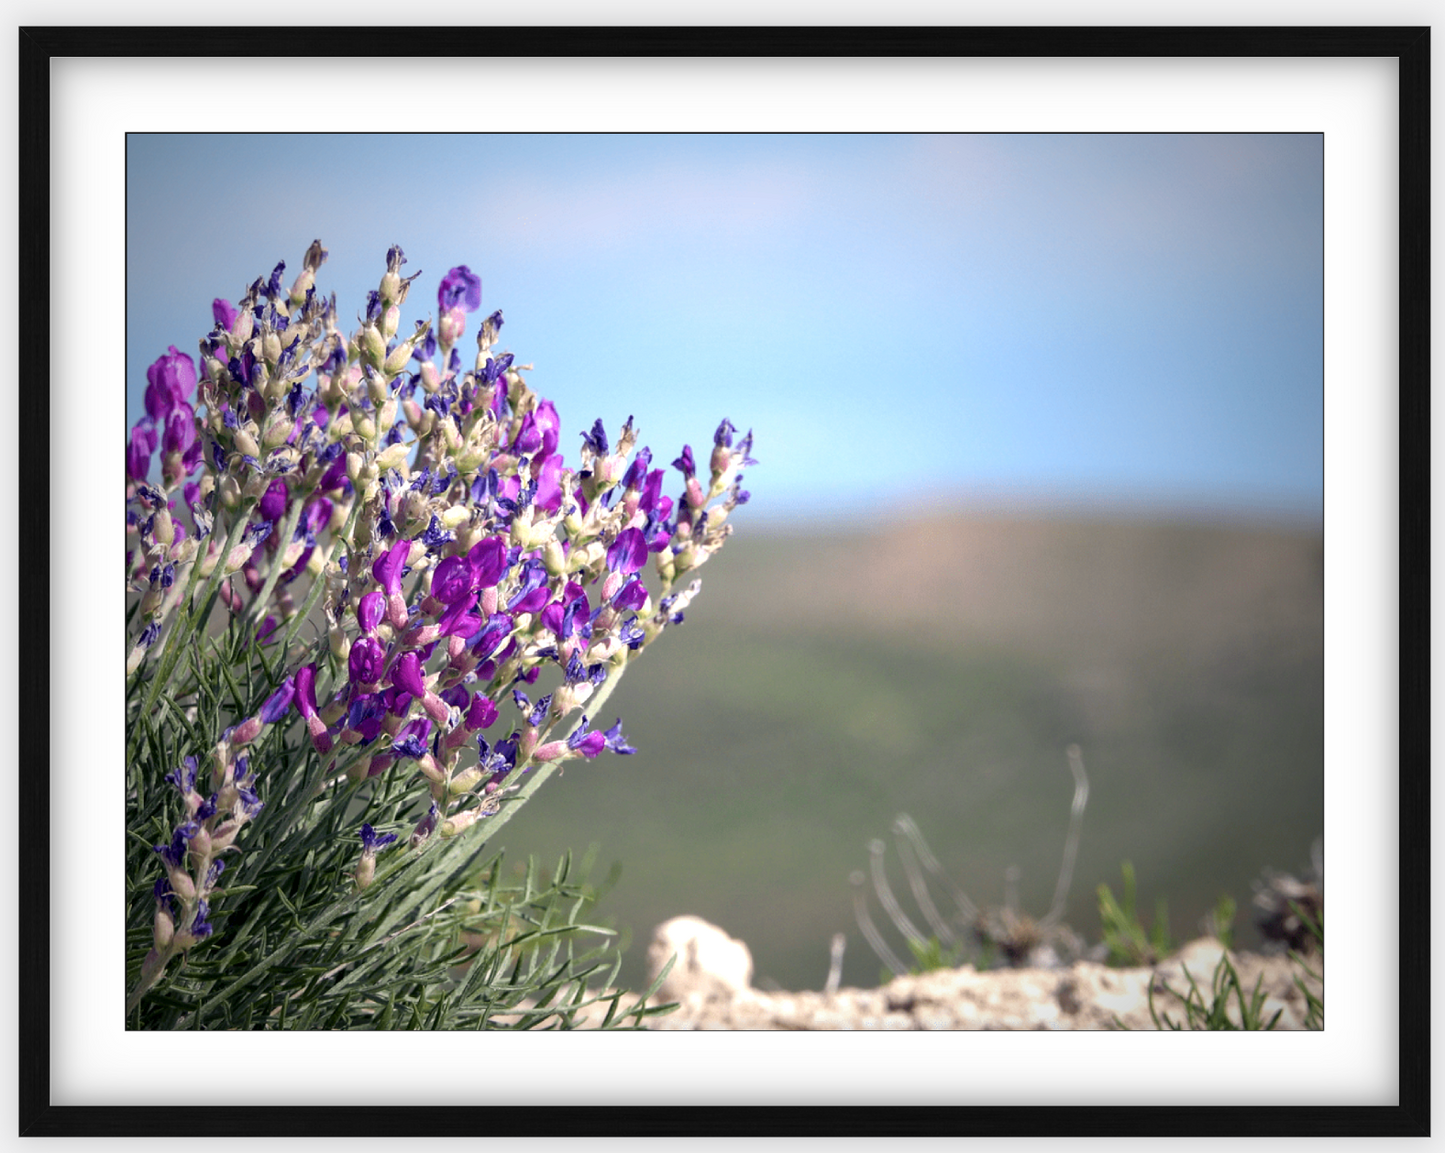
[466,693,498,731]
[511,410,542,456]
[535,400,561,457]
[349,636,387,687]
[506,559,550,613]
[389,651,427,699]
[259,478,289,522]
[467,537,509,588]
[356,590,385,635]
[534,454,565,514]
[372,539,412,628]
[161,404,197,457]
[436,596,483,640]
[292,663,333,754]
[127,419,158,483]
[431,555,477,606]
[611,575,648,611]
[145,347,197,420]
[372,539,410,594]
[213,298,239,332]
[606,527,648,575]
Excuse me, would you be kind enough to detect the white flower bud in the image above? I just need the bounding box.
[441,808,482,838]
[375,443,410,473]
[355,855,377,890]
[360,324,386,369]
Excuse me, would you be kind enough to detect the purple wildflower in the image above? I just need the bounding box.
[144,347,197,420]
[348,636,387,686]
[438,266,482,313]
[606,527,648,575]
[601,718,636,755]
[259,679,296,724]
[127,419,158,483]
[359,824,400,855]
[581,419,609,456]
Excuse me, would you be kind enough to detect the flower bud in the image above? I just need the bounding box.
[230,716,262,746]
[152,507,175,546]
[218,473,242,509]
[382,304,401,341]
[224,542,254,574]
[153,904,175,949]
[233,425,261,459]
[440,807,482,838]
[262,330,282,364]
[208,822,240,852]
[375,442,410,473]
[355,855,377,889]
[169,870,196,902]
[359,324,386,369]
[230,308,254,346]
[447,766,484,795]
[261,411,295,450]
[439,307,466,348]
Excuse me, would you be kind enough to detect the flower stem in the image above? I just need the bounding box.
[242,495,308,632]
[279,497,363,654]
[131,498,257,750]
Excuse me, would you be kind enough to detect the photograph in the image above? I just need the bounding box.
[122,130,1327,1033]
[22,32,1424,1138]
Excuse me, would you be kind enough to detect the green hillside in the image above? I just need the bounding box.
[494,507,1324,993]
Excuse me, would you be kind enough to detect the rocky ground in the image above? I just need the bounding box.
[557,916,1322,1031]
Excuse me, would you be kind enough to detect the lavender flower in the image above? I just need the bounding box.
[438,265,482,313]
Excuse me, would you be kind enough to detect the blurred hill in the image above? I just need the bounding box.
[497,506,1324,993]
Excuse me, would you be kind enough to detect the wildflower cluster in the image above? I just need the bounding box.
[126,242,753,1007]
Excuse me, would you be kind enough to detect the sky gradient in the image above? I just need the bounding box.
[126,133,1323,525]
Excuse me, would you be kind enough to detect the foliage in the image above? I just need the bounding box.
[904,935,967,975]
[1206,893,1236,950]
[1097,860,1171,967]
[125,626,674,1029]
[1288,899,1324,1030]
[1145,953,1283,1031]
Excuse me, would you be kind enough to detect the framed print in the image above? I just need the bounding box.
[20,25,1428,1139]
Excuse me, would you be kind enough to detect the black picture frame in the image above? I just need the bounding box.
[19,25,1428,1138]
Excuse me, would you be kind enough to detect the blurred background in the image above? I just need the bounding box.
[127,133,1323,992]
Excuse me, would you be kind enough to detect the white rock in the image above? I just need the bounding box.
[647,915,754,1003]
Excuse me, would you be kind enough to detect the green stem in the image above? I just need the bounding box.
[242,493,308,632]
[132,498,258,749]
[279,497,364,654]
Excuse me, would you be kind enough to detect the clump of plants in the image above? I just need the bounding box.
[850,745,1091,977]
[1096,860,1172,967]
[125,242,753,1027]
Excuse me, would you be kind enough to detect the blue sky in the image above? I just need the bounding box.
[127,133,1322,524]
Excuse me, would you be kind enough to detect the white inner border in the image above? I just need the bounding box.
[53,56,1396,1108]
